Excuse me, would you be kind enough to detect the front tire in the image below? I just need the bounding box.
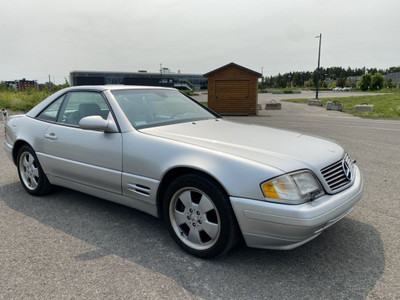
[17,145,51,196]
[163,173,239,258]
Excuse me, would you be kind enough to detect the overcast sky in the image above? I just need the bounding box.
[1,0,399,83]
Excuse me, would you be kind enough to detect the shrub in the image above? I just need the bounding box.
[359,74,372,91]
[283,88,301,94]
[371,73,384,90]
[0,89,49,111]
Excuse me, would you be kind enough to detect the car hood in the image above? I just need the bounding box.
[141,119,344,173]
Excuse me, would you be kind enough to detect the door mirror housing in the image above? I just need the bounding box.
[79,115,118,133]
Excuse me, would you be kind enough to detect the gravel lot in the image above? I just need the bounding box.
[0,92,399,299]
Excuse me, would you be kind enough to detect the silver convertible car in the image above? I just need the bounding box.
[3,86,363,258]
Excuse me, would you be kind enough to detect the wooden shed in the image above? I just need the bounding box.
[204,62,262,115]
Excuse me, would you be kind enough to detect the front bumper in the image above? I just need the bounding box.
[230,165,363,250]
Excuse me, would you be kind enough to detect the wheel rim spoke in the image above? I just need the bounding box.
[32,166,39,178]
[202,220,219,239]
[188,227,202,244]
[29,175,38,188]
[23,170,30,180]
[174,210,188,226]
[27,154,34,166]
[198,195,214,214]
[178,190,192,207]
[23,155,31,168]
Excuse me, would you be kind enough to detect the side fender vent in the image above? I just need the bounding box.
[127,183,151,197]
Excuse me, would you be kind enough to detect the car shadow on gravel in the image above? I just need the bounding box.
[1,183,384,300]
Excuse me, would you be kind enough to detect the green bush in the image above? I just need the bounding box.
[0,89,50,112]
[0,80,70,112]
[283,88,301,94]
[359,74,372,91]
[180,90,199,96]
[283,88,293,94]
[371,73,384,90]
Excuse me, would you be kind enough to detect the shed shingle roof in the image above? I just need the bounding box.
[203,62,262,77]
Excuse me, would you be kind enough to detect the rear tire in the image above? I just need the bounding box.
[17,145,51,196]
[163,173,239,258]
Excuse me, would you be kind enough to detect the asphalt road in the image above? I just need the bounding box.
[1,98,399,299]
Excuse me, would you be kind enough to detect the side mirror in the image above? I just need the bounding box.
[79,116,118,133]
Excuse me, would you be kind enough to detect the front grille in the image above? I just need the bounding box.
[321,154,354,192]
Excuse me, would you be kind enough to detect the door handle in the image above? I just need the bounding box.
[44,133,58,140]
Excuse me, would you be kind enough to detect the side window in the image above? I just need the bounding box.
[57,92,110,126]
[37,95,66,122]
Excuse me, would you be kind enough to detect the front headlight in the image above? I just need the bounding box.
[261,171,324,204]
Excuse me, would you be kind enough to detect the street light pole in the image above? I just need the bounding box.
[315,33,322,99]
[261,67,264,86]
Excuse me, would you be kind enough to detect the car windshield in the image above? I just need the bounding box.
[111,89,217,129]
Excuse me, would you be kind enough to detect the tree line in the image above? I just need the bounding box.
[263,66,400,89]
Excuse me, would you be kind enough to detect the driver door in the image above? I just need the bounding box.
[38,91,122,194]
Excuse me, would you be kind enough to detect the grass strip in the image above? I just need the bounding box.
[282,93,400,119]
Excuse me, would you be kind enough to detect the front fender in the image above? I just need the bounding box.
[122,131,284,200]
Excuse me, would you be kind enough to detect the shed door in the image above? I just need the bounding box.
[215,80,249,101]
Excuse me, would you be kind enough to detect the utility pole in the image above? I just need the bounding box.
[315,33,322,99]
[261,67,264,86]
[48,74,52,93]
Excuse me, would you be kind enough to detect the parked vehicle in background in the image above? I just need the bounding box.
[333,87,353,91]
